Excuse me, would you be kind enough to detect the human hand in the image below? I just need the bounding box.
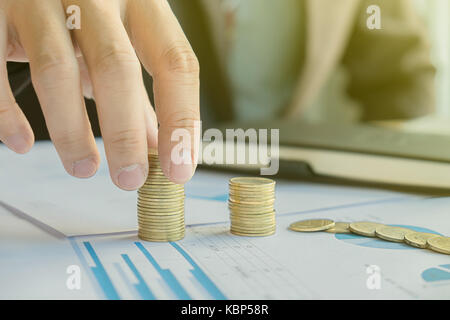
[0,0,200,190]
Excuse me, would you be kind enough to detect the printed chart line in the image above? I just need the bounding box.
[170,242,227,300]
[135,242,191,300]
[121,254,156,300]
[83,241,120,300]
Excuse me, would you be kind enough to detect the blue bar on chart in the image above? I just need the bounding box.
[83,241,120,300]
[121,254,156,300]
[135,242,191,300]
[171,242,227,300]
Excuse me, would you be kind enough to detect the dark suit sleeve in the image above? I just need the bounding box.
[342,0,436,121]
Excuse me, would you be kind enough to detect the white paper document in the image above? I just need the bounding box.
[0,140,449,299]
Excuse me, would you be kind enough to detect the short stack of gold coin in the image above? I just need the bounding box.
[137,151,185,242]
[229,177,276,237]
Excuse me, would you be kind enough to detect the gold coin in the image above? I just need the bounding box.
[138,233,185,242]
[229,196,275,203]
[229,190,275,196]
[139,225,185,233]
[229,186,275,192]
[138,220,184,227]
[138,207,184,213]
[138,190,185,196]
[139,228,185,235]
[230,177,275,187]
[229,198,275,206]
[137,208,184,215]
[375,226,412,243]
[137,214,184,221]
[325,222,351,234]
[404,232,440,249]
[137,207,184,214]
[138,218,184,225]
[349,222,384,237]
[137,211,184,218]
[137,209,184,215]
[229,209,275,216]
[229,211,275,217]
[427,236,450,255]
[139,231,185,238]
[230,229,275,237]
[138,217,184,222]
[230,209,275,215]
[228,201,274,210]
[231,215,275,222]
[230,228,276,235]
[231,224,275,231]
[138,193,185,200]
[138,197,185,204]
[142,180,174,185]
[137,201,184,208]
[139,186,183,191]
[229,192,274,199]
[138,223,185,230]
[289,219,335,232]
[138,221,184,227]
[230,177,275,185]
[230,223,275,231]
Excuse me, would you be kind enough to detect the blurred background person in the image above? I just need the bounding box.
[171,0,436,126]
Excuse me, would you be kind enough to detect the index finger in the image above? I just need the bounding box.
[71,1,149,190]
[127,0,200,184]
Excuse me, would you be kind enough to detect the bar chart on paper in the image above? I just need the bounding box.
[69,224,313,300]
[70,232,226,300]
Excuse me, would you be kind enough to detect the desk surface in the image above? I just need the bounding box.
[1,140,449,299]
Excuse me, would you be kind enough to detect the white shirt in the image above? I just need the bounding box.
[221,0,305,121]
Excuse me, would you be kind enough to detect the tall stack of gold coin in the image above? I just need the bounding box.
[229,177,276,237]
[137,151,185,242]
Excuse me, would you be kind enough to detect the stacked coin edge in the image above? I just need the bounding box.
[229,177,276,237]
[137,152,185,242]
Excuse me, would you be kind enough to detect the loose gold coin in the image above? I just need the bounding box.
[289,219,335,232]
[404,232,440,249]
[325,222,351,234]
[427,236,450,255]
[375,226,412,243]
[349,222,384,237]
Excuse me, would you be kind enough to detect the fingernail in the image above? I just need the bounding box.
[117,164,146,190]
[4,133,30,154]
[72,158,98,178]
[169,148,194,183]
